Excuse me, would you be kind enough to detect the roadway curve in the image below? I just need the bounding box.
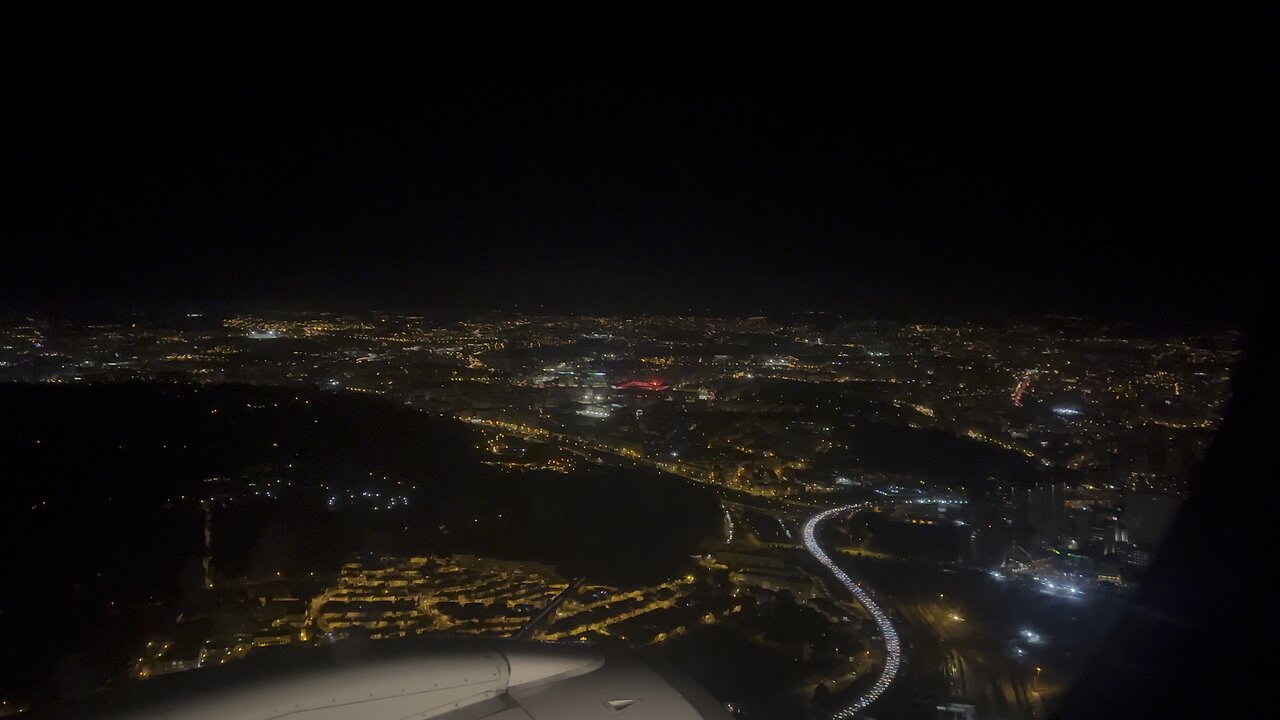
[803,505,902,718]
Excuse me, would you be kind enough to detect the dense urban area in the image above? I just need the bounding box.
[0,312,1236,719]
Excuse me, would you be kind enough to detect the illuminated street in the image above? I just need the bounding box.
[803,505,902,717]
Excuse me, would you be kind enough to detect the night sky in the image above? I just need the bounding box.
[3,6,1269,324]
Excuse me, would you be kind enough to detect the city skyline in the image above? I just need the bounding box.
[0,308,1239,718]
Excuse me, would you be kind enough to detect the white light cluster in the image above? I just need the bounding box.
[803,505,902,717]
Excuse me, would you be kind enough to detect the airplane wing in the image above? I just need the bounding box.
[37,639,732,720]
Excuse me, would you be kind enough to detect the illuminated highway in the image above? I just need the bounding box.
[803,505,902,718]
[461,415,818,513]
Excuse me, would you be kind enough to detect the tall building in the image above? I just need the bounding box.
[1091,515,1127,556]
[1016,481,1067,545]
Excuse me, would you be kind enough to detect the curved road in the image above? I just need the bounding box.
[803,505,902,718]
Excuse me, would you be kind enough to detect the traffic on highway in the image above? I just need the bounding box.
[803,505,903,718]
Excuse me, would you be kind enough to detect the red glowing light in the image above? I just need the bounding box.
[611,379,670,391]
[1012,374,1033,407]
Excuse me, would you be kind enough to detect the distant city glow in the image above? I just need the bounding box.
[0,310,1232,714]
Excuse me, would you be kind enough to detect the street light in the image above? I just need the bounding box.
[1034,666,1042,691]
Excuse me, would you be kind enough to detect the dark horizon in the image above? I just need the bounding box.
[4,7,1268,327]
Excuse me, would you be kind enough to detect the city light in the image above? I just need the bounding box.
[804,505,902,716]
[0,310,1232,717]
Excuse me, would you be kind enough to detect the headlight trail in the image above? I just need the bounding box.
[803,505,902,717]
